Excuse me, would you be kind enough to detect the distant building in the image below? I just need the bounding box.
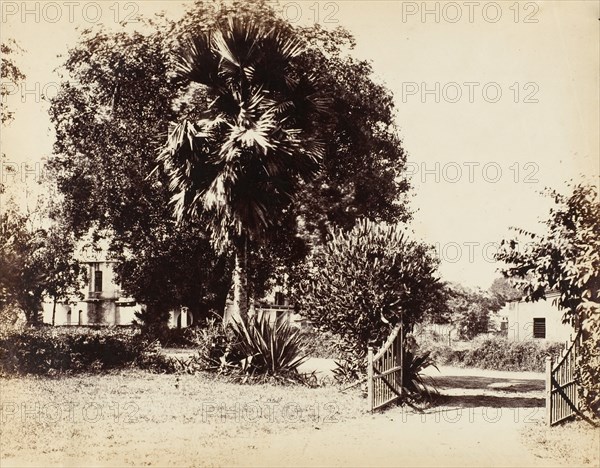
[169,307,192,328]
[224,289,305,328]
[43,242,296,329]
[42,259,141,326]
[499,292,573,342]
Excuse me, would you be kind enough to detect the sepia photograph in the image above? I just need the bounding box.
[1,0,599,466]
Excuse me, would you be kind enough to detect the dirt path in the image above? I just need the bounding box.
[213,365,561,467]
[150,356,566,466]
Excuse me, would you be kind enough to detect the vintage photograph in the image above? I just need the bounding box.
[1,0,598,466]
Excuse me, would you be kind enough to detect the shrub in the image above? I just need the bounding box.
[298,327,340,359]
[332,357,364,384]
[495,183,600,417]
[402,349,439,402]
[155,326,218,349]
[0,326,175,375]
[171,316,310,380]
[298,219,440,368]
[421,337,563,372]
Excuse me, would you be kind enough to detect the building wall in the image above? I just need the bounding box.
[169,307,192,329]
[41,256,215,329]
[501,295,573,343]
[42,261,141,326]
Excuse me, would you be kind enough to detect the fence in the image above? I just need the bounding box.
[546,330,582,426]
[367,323,404,412]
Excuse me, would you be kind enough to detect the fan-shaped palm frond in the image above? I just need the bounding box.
[158,18,326,251]
[157,17,328,320]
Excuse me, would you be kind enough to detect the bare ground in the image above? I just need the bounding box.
[1,363,597,467]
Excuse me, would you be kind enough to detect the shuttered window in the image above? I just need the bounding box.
[533,318,546,339]
[94,270,103,292]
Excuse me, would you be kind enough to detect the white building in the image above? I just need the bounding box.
[224,289,305,328]
[42,259,141,326]
[500,292,573,342]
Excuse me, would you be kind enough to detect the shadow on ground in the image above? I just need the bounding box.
[434,375,544,393]
[433,393,545,408]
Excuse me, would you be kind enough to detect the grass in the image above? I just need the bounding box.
[0,370,365,466]
[521,419,600,467]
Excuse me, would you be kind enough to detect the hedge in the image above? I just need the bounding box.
[0,326,174,375]
[424,337,564,372]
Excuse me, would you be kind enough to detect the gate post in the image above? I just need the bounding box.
[545,356,552,426]
[399,322,404,399]
[367,346,374,412]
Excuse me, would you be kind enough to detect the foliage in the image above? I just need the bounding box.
[576,301,600,420]
[169,1,412,237]
[299,218,440,365]
[0,198,84,326]
[48,22,231,325]
[157,13,329,321]
[332,358,364,384]
[422,337,564,372]
[433,282,503,340]
[496,183,600,417]
[1,39,26,126]
[34,223,84,325]
[158,17,326,253]
[48,0,412,327]
[0,204,44,324]
[489,276,523,304]
[176,314,307,377]
[295,26,411,239]
[298,327,340,359]
[0,303,26,334]
[0,327,175,375]
[401,349,438,402]
[227,313,308,375]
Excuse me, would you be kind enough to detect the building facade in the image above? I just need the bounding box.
[500,292,573,342]
[41,260,141,326]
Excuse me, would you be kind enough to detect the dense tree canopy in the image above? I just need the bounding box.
[432,282,503,340]
[48,0,412,324]
[0,203,44,325]
[158,16,328,320]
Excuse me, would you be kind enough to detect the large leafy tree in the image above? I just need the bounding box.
[496,183,600,418]
[0,203,44,325]
[34,221,84,326]
[157,16,327,321]
[170,2,411,236]
[49,0,412,326]
[48,25,230,326]
[488,276,523,304]
[433,282,502,340]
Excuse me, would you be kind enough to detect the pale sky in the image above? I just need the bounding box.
[1,1,599,290]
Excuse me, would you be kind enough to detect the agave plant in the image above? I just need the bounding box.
[402,349,439,402]
[332,357,364,384]
[228,312,307,375]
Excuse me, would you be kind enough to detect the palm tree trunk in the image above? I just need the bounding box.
[224,241,249,324]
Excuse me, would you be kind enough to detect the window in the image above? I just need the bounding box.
[274,292,285,306]
[533,318,546,339]
[94,270,103,292]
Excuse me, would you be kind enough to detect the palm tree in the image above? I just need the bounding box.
[157,17,327,322]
